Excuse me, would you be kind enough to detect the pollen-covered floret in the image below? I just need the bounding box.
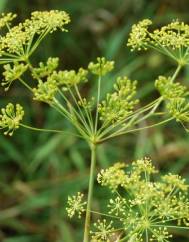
[0,103,24,136]
[2,62,28,90]
[98,76,138,124]
[88,57,114,76]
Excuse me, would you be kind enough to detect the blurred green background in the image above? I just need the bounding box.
[0,0,189,241]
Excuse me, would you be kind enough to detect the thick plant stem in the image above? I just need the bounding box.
[83,143,96,242]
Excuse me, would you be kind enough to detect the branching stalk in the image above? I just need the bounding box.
[83,143,97,242]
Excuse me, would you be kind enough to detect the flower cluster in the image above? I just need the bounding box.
[32,57,59,79]
[52,68,88,87]
[167,98,189,123]
[88,57,114,76]
[28,10,70,34]
[0,10,70,57]
[66,192,86,218]
[91,158,189,241]
[155,75,189,127]
[155,76,188,100]
[90,219,114,242]
[127,19,189,64]
[127,19,152,51]
[33,78,58,104]
[0,103,24,136]
[152,21,189,50]
[2,62,28,90]
[97,162,126,191]
[98,76,138,124]
[1,24,29,54]
[0,13,17,29]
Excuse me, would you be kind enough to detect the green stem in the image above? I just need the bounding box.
[74,84,94,133]
[28,28,50,57]
[170,64,182,83]
[145,229,149,242]
[99,117,173,142]
[152,225,189,230]
[90,210,122,220]
[20,123,82,138]
[95,75,101,132]
[83,143,97,242]
[18,78,33,92]
[67,87,92,135]
[98,98,161,139]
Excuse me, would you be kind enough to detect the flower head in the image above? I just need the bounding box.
[90,219,114,242]
[97,162,126,191]
[108,196,127,216]
[66,192,86,218]
[0,13,17,29]
[33,78,58,104]
[98,76,138,124]
[1,24,28,54]
[32,57,59,79]
[28,10,70,34]
[50,68,88,87]
[151,227,172,241]
[167,98,189,123]
[155,76,188,100]
[0,10,70,57]
[0,103,24,136]
[162,173,188,191]
[151,21,189,50]
[127,19,189,64]
[2,62,28,90]
[88,57,114,76]
[127,19,152,51]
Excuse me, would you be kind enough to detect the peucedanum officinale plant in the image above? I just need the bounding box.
[0,12,189,242]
